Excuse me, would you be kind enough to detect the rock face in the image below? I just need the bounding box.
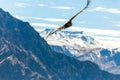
[0,8,120,80]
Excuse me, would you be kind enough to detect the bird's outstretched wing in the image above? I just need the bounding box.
[46,0,90,39]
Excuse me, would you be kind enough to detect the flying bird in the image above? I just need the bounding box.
[46,0,90,39]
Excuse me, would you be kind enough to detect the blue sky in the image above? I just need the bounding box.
[0,0,120,31]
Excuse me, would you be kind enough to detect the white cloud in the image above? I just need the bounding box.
[50,6,74,10]
[45,18,67,22]
[30,23,58,28]
[14,15,42,20]
[14,15,27,19]
[67,26,120,48]
[37,3,73,10]
[90,7,120,14]
[68,26,120,37]
[110,21,120,27]
[14,15,67,22]
[38,4,48,7]
[115,23,120,27]
[116,24,120,27]
[15,2,31,7]
[25,0,33,1]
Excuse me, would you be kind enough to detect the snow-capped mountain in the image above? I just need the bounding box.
[38,29,120,74]
[39,29,102,55]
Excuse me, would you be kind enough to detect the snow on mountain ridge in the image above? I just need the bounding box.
[40,29,102,48]
[39,29,105,57]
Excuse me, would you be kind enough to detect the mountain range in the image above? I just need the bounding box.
[0,8,120,80]
[39,29,120,74]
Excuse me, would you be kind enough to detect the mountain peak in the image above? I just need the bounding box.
[0,8,11,18]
